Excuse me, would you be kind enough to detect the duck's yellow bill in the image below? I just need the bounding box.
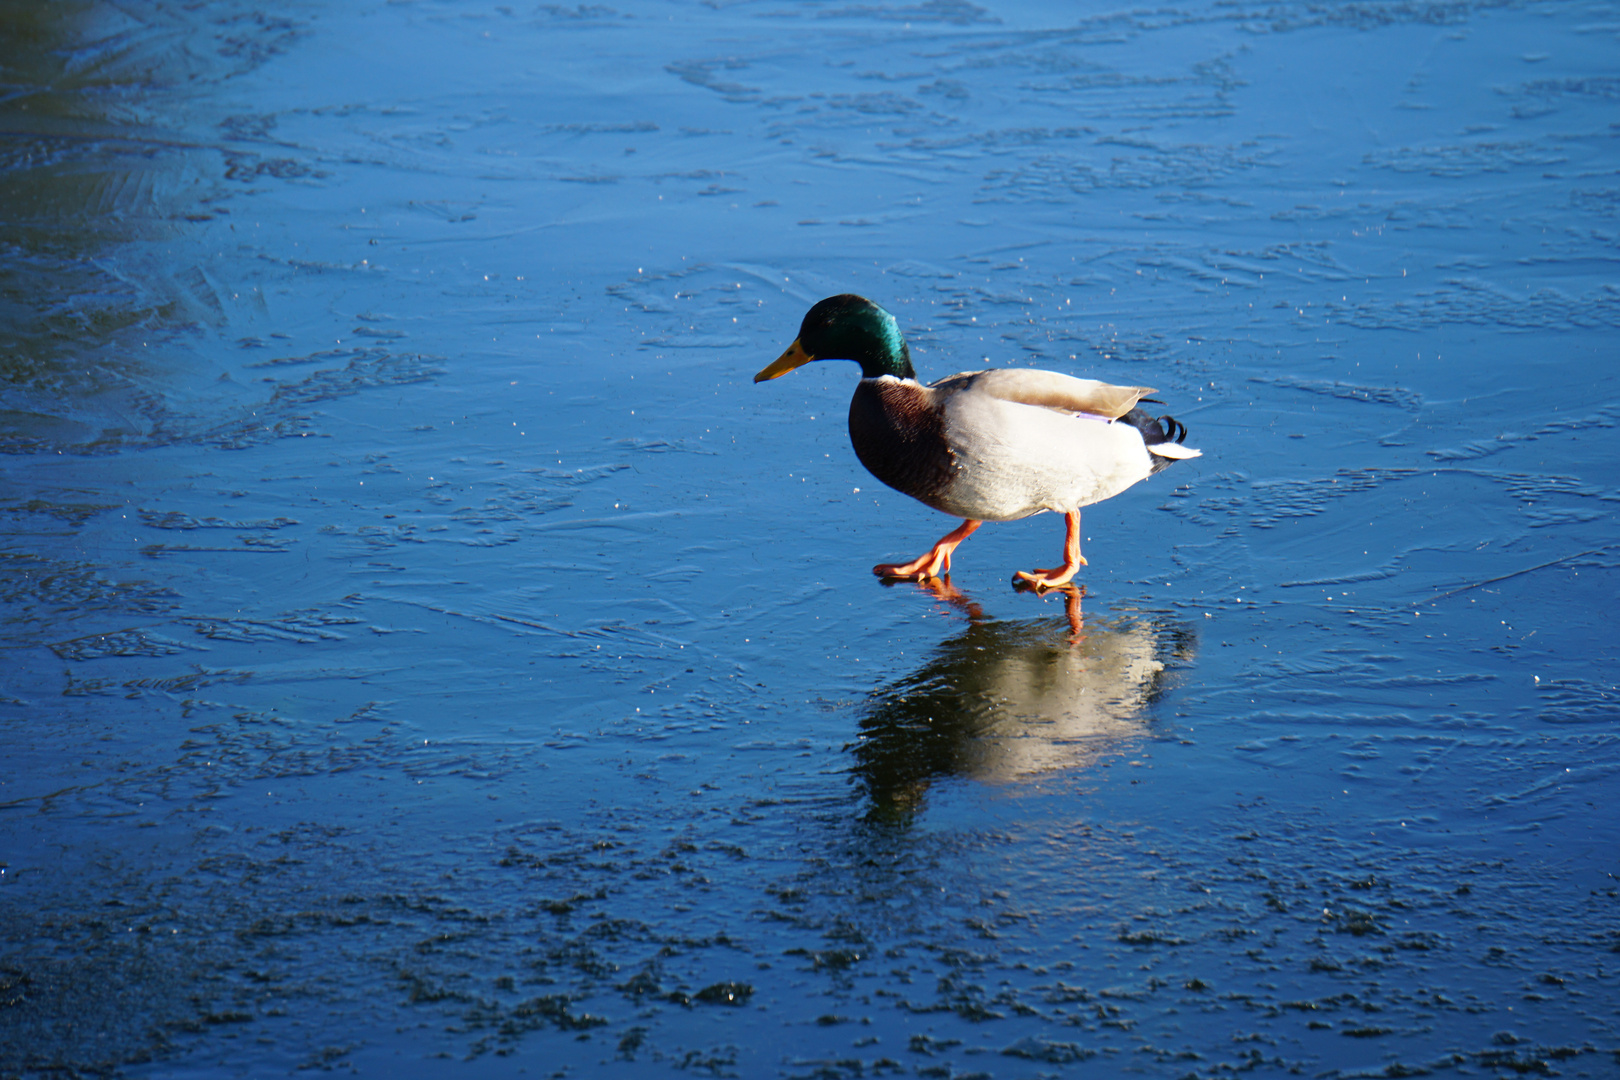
[754,339,815,383]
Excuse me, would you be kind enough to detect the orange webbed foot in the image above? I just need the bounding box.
[874,551,949,580]
[873,519,981,581]
[1014,510,1085,588]
[1013,562,1085,589]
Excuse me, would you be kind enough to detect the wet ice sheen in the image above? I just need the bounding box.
[1,1,1616,1078]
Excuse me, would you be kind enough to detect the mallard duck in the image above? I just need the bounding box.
[754,294,1200,587]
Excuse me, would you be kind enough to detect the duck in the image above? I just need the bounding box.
[754,294,1200,587]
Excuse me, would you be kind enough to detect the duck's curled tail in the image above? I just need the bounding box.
[1121,407,1200,473]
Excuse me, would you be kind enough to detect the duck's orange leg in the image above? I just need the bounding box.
[1014,510,1086,588]
[873,519,982,580]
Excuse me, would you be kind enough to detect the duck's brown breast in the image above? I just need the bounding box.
[847,377,957,509]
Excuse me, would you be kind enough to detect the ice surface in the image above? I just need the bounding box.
[1,1,1616,1077]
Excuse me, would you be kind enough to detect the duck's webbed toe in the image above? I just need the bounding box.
[1012,510,1084,588]
[872,519,981,580]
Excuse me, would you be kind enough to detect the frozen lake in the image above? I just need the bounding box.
[2,0,1617,1076]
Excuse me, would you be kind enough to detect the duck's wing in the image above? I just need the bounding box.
[935,369,1156,421]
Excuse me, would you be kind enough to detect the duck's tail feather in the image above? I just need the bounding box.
[1121,407,1200,473]
[1148,440,1201,460]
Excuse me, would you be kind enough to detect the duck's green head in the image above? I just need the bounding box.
[754,294,916,383]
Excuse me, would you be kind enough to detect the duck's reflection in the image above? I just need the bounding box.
[851,580,1195,820]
